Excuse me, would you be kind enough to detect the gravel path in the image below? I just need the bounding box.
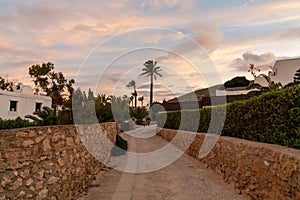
[77,126,243,200]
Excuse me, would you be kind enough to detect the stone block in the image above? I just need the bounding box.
[9,178,23,190]
[48,176,59,185]
[36,188,48,200]
[42,138,51,152]
[23,139,35,147]
[16,131,28,138]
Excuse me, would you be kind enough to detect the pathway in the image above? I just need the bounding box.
[78,125,242,200]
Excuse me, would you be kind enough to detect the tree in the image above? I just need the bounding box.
[224,76,250,88]
[25,106,58,126]
[96,94,111,105]
[29,62,75,110]
[138,96,144,107]
[130,107,148,125]
[294,68,300,84]
[0,76,13,91]
[129,96,134,107]
[0,76,22,91]
[248,63,261,79]
[95,94,113,123]
[127,80,137,109]
[87,88,94,100]
[140,60,162,106]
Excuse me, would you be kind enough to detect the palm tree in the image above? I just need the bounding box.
[140,60,162,106]
[127,80,137,109]
[96,94,111,106]
[138,96,144,107]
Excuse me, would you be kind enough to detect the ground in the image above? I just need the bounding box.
[77,125,242,200]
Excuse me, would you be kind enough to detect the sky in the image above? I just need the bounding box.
[0,0,300,104]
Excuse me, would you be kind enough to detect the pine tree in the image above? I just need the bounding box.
[294,68,300,84]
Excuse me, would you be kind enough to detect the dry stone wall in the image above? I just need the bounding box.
[157,129,300,200]
[0,123,119,200]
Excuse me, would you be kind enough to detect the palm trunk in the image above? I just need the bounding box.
[134,90,137,109]
[150,75,153,106]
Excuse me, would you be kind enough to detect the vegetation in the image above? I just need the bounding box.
[248,63,261,78]
[247,74,282,91]
[157,84,300,149]
[224,76,250,88]
[149,102,165,121]
[111,134,128,156]
[140,60,162,106]
[25,106,58,126]
[138,96,144,107]
[95,94,113,123]
[0,117,35,130]
[29,62,75,110]
[130,107,148,125]
[294,68,300,84]
[127,80,137,109]
[0,76,22,91]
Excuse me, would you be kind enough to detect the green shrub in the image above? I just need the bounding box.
[157,84,300,149]
[111,134,128,156]
[0,117,36,130]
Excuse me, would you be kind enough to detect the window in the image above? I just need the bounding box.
[35,103,42,112]
[10,100,18,112]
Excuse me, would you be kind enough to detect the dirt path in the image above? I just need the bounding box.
[77,126,243,200]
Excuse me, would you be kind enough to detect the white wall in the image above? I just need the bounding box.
[271,58,300,86]
[0,86,52,120]
[254,58,300,87]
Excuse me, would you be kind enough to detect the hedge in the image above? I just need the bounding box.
[0,117,36,130]
[157,84,300,149]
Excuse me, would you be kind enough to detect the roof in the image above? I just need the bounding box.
[273,57,300,69]
[167,84,224,103]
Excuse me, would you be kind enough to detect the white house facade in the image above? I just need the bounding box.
[0,85,52,120]
[255,57,300,86]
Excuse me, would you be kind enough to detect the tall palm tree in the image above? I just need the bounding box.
[140,60,162,106]
[138,96,144,107]
[127,80,137,109]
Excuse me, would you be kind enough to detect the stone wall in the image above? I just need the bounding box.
[157,129,300,199]
[0,123,119,200]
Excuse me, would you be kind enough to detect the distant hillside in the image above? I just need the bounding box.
[167,84,224,103]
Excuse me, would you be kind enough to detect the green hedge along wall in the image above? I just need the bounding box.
[157,85,300,148]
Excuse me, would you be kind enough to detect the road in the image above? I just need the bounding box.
[77,125,243,200]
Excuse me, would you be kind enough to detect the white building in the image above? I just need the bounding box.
[0,85,52,120]
[255,57,300,86]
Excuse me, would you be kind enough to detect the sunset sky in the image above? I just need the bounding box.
[0,0,300,103]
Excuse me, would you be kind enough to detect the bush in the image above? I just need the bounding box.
[0,117,36,130]
[157,84,300,149]
[224,76,250,88]
[111,134,128,156]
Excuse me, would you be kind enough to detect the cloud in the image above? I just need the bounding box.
[276,26,300,40]
[240,0,259,8]
[230,51,276,71]
[156,23,223,62]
